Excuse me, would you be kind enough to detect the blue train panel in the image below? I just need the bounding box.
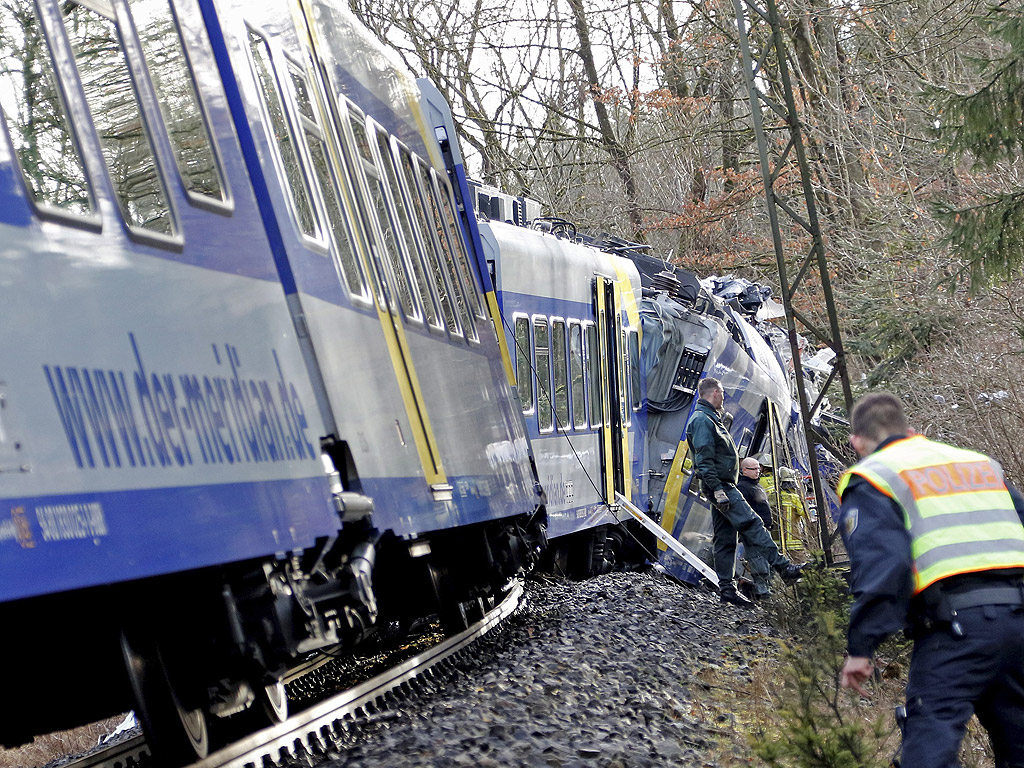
[0,0,338,602]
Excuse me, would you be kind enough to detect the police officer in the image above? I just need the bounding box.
[686,377,804,607]
[838,391,1024,768]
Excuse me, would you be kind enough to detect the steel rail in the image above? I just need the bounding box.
[61,580,522,768]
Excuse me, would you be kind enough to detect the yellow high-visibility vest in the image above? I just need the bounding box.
[779,489,807,551]
[837,435,1024,593]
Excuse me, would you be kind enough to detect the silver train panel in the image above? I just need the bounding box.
[485,220,646,536]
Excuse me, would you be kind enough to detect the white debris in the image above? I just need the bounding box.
[98,712,137,745]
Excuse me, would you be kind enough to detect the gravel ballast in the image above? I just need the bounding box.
[323,570,778,767]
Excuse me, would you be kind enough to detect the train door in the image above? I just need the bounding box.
[593,276,625,504]
[332,101,448,488]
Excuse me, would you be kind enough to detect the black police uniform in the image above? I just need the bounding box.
[839,435,1024,768]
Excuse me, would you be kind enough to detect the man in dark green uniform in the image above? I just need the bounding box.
[686,377,804,606]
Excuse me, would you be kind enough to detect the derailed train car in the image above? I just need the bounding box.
[472,184,827,585]
[0,0,544,763]
[631,257,817,583]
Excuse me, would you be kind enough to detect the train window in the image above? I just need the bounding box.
[585,322,602,429]
[327,99,391,309]
[534,317,552,433]
[393,146,443,330]
[286,65,368,299]
[248,31,317,239]
[373,127,441,327]
[737,428,754,459]
[130,0,224,205]
[0,1,92,217]
[419,166,476,341]
[514,316,533,413]
[403,157,461,337]
[289,67,315,122]
[435,177,486,320]
[569,322,586,428]
[307,132,367,297]
[552,319,569,431]
[628,329,641,411]
[348,116,417,321]
[63,1,174,236]
[347,108,373,159]
[398,153,456,333]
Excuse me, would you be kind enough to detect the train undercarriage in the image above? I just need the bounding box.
[1,497,547,766]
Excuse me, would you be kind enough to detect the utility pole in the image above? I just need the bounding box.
[731,0,854,566]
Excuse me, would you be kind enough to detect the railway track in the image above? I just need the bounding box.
[62,581,523,768]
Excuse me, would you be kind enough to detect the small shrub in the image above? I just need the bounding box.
[0,716,127,768]
[752,564,906,768]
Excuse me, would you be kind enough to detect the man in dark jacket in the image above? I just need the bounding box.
[735,456,777,599]
[838,392,1024,767]
[685,377,804,606]
[738,457,773,530]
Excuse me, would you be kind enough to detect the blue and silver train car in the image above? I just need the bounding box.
[469,186,818,584]
[473,186,654,577]
[0,0,543,761]
[629,254,811,584]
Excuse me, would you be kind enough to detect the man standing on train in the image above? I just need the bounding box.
[838,391,1024,767]
[686,377,805,607]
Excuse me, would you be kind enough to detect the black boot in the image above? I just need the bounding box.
[778,563,808,584]
[720,586,754,608]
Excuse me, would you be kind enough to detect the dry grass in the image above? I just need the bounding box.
[694,590,997,768]
[0,716,127,768]
[689,636,786,766]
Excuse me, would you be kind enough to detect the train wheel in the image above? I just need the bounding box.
[245,679,288,728]
[120,628,209,767]
[437,600,470,635]
[568,527,604,578]
[428,561,470,635]
[603,527,626,572]
[208,678,288,744]
[464,596,488,624]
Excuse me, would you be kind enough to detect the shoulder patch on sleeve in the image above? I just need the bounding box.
[843,507,859,537]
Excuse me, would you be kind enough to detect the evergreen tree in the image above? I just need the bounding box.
[933,4,1024,291]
